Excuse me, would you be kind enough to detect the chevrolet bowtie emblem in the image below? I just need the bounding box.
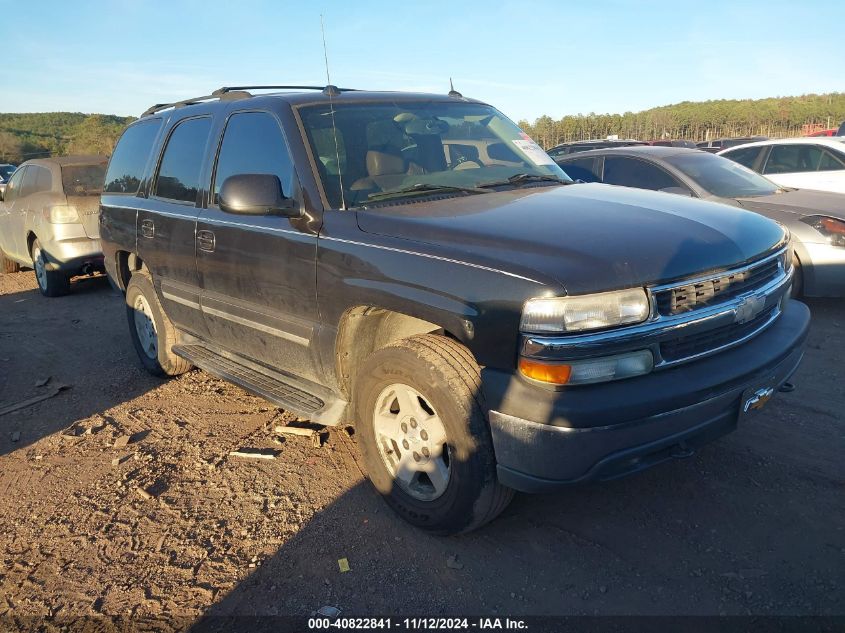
[744,387,774,412]
[734,294,766,324]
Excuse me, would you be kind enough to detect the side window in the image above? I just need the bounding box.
[724,146,761,170]
[34,166,53,193]
[3,167,26,202]
[212,112,295,202]
[104,118,163,194]
[818,149,845,171]
[18,165,41,198]
[603,157,682,190]
[764,144,823,175]
[154,117,212,203]
[560,157,600,182]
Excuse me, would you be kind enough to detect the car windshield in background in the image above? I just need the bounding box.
[61,163,107,196]
[299,101,570,208]
[0,165,16,180]
[666,153,780,198]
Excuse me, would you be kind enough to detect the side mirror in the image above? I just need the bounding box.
[218,174,299,217]
[659,186,694,197]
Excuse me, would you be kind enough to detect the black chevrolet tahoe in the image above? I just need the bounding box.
[100,85,810,534]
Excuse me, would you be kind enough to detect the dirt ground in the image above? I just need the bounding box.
[0,270,843,626]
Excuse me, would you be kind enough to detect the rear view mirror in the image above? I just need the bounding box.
[219,174,299,217]
[659,186,693,197]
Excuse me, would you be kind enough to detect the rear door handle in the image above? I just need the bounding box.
[197,230,215,252]
[140,219,155,239]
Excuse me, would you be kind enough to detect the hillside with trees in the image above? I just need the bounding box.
[0,113,134,164]
[517,92,845,149]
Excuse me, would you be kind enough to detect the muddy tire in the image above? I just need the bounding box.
[354,334,514,535]
[31,239,70,297]
[125,271,193,377]
[0,246,20,273]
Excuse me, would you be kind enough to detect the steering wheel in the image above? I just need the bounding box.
[451,157,483,170]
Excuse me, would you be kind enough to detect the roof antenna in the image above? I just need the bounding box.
[448,78,462,98]
[321,14,347,210]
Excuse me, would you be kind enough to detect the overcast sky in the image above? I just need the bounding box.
[2,0,842,123]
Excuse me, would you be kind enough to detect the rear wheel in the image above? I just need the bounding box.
[31,239,70,297]
[125,271,193,377]
[354,334,514,534]
[0,246,20,273]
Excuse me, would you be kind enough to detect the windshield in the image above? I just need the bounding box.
[666,152,780,198]
[299,101,570,208]
[0,165,16,181]
[61,163,107,196]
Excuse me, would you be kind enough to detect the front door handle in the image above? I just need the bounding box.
[141,219,155,239]
[197,230,215,252]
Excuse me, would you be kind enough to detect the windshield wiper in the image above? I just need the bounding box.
[478,173,572,189]
[363,183,490,204]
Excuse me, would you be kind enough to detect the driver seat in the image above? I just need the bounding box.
[350,147,424,192]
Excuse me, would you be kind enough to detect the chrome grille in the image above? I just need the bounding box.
[660,306,778,363]
[654,256,780,316]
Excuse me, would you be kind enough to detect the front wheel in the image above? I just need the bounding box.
[125,271,193,377]
[31,239,70,297]
[354,334,513,534]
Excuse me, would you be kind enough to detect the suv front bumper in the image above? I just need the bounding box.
[483,299,810,493]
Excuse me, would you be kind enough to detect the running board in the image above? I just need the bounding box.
[172,344,347,425]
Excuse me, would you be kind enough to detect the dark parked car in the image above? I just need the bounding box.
[696,136,768,153]
[100,86,808,534]
[547,138,648,158]
[649,139,697,148]
[556,146,845,297]
[0,163,17,197]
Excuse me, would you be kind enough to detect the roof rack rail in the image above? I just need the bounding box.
[212,85,357,95]
[142,85,358,117]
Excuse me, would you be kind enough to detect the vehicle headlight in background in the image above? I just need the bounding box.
[519,350,654,385]
[801,215,845,248]
[520,288,650,334]
[43,205,79,224]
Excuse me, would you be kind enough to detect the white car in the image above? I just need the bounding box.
[718,137,845,194]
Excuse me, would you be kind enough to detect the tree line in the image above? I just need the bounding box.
[517,92,845,149]
[2,92,844,164]
[0,113,135,164]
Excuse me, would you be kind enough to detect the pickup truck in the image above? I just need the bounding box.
[99,86,810,534]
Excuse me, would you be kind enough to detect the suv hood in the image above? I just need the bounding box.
[356,183,786,294]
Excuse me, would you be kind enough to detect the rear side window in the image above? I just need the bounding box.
[104,119,163,194]
[603,157,681,190]
[154,117,212,203]
[764,144,823,174]
[723,146,761,169]
[212,112,295,202]
[818,149,845,171]
[31,166,52,193]
[21,165,50,196]
[559,157,600,182]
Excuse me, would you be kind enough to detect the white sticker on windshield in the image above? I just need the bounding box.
[512,139,556,166]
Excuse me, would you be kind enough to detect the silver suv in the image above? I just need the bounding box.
[0,155,107,296]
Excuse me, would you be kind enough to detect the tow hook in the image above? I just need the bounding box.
[81,263,93,276]
[778,382,795,393]
[671,441,694,459]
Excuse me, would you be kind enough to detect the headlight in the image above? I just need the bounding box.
[521,288,650,334]
[519,350,654,385]
[801,215,845,248]
[43,205,79,224]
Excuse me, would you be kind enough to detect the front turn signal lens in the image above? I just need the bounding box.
[519,350,654,386]
[518,358,572,385]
